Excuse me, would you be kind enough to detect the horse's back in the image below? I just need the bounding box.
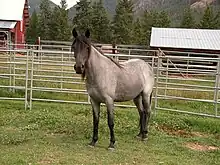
[122,59,154,80]
[114,59,154,101]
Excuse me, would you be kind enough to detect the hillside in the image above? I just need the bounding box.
[68,0,117,18]
[28,0,220,25]
[29,0,57,14]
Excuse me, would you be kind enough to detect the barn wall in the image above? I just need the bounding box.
[150,47,220,55]
[13,0,29,49]
[13,21,24,49]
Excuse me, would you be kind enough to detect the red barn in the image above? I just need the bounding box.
[0,0,29,49]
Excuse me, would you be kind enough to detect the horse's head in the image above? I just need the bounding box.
[71,28,91,74]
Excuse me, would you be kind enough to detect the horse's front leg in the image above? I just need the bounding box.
[89,98,100,147]
[106,98,115,150]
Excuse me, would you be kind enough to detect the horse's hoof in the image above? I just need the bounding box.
[141,136,148,141]
[88,144,95,148]
[108,143,115,151]
[135,134,142,140]
[88,142,95,148]
[135,134,148,141]
[142,137,148,141]
[108,147,115,151]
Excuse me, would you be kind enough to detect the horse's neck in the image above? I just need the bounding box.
[85,46,114,81]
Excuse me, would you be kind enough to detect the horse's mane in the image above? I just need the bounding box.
[91,43,123,69]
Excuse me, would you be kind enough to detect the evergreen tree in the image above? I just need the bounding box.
[180,8,195,28]
[157,11,171,28]
[60,0,68,8]
[113,0,134,44]
[199,5,218,29]
[38,0,52,39]
[140,10,157,45]
[50,0,71,41]
[140,10,170,45]
[26,10,39,44]
[133,18,144,45]
[214,11,220,29]
[90,0,112,43]
[72,0,93,33]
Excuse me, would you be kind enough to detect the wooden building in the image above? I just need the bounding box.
[150,27,220,54]
[0,0,29,49]
[150,27,220,67]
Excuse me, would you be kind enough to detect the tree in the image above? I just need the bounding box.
[112,0,134,44]
[214,11,220,28]
[49,0,71,41]
[157,11,171,28]
[180,8,195,28]
[60,0,68,8]
[140,10,157,46]
[90,0,112,43]
[133,18,144,45]
[72,0,93,33]
[38,0,52,39]
[140,10,170,45]
[199,5,218,29]
[26,10,39,44]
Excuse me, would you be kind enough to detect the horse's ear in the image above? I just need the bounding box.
[85,29,90,38]
[72,28,78,38]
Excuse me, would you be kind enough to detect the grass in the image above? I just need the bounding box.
[0,100,219,165]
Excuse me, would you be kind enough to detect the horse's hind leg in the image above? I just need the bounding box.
[133,94,144,139]
[141,90,153,140]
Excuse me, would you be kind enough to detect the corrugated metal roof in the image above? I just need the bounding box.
[150,27,220,51]
[0,0,26,21]
[0,21,17,29]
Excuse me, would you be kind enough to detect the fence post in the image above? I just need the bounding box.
[61,48,64,90]
[9,51,12,91]
[29,50,34,110]
[154,52,161,115]
[128,49,131,60]
[12,51,15,93]
[214,56,220,117]
[25,51,29,110]
[40,45,43,69]
[151,56,155,68]
[165,57,169,97]
[87,94,91,104]
[186,53,190,78]
[158,51,163,76]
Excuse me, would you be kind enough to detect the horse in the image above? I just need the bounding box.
[71,28,155,150]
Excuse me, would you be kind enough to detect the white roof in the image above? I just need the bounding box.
[150,27,220,51]
[0,0,26,21]
[0,21,17,29]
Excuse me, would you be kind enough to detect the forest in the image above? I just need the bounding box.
[26,0,220,46]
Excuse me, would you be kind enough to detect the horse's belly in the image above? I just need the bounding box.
[114,83,143,102]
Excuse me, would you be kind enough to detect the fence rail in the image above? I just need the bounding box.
[0,45,219,118]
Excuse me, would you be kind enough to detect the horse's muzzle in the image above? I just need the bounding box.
[74,64,83,74]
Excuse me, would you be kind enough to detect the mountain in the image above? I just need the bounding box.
[68,0,117,19]
[133,0,220,25]
[28,0,220,25]
[28,0,57,14]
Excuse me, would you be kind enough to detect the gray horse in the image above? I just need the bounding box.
[71,28,154,150]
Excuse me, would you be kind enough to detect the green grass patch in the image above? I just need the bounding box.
[0,101,219,165]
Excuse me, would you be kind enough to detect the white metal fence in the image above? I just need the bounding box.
[0,45,219,118]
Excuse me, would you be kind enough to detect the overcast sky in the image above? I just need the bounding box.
[50,0,78,9]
